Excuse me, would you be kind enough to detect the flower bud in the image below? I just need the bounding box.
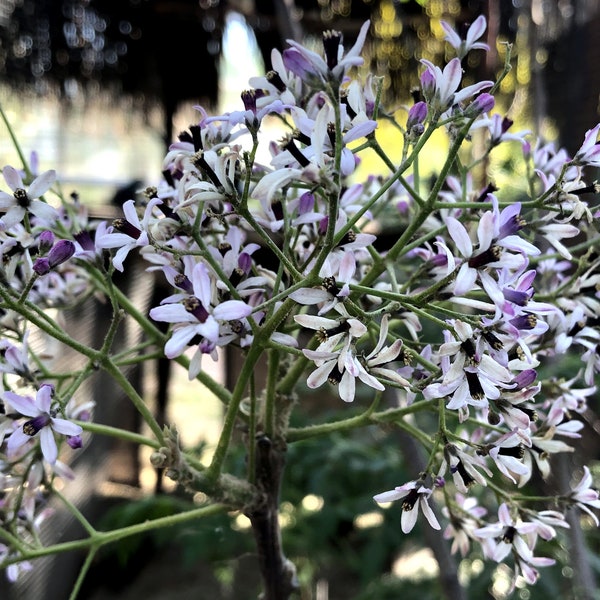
[48,240,76,268]
[407,101,428,130]
[420,69,436,102]
[38,230,55,253]
[33,257,51,276]
[466,93,495,117]
[67,435,83,449]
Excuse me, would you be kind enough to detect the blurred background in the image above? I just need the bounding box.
[1,1,600,599]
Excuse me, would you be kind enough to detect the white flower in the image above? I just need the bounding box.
[374,479,441,534]
[0,166,58,229]
[568,466,600,525]
[441,15,489,59]
[4,384,82,465]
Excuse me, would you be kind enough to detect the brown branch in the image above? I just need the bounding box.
[246,434,299,600]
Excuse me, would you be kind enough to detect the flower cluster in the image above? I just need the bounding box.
[0,14,599,595]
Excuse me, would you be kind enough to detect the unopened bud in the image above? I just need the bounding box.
[467,93,495,117]
[38,230,55,253]
[48,240,76,268]
[407,101,428,130]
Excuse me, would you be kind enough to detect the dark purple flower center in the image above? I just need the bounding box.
[183,296,210,323]
[461,338,477,360]
[401,488,420,512]
[14,188,30,208]
[73,230,95,252]
[498,444,524,460]
[482,329,504,351]
[327,364,343,385]
[174,273,194,294]
[282,138,310,167]
[112,218,142,240]
[452,460,476,487]
[23,413,51,436]
[501,526,516,544]
[466,371,485,400]
[322,29,342,71]
[468,245,501,268]
[266,70,286,93]
[321,276,339,295]
[503,288,530,306]
[509,314,538,330]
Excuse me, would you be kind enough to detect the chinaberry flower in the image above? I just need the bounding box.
[482,430,531,484]
[443,494,488,557]
[355,314,410,390]
[0,166,58,229]
[471,113,530,146]
[568,466,600,525]
[96,198,162,271]
[302,335,360,402]
[284,20,370,85]
[3,384,82,464]
[0,545,32,582]
[570,123,600,166]
[441,15,489,59]
[445,444,491,493]
[420,57,493,114]
[475,503,556,586]
[149,262,253,379]
[373,479,441,534]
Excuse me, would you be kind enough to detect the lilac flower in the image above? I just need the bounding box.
[484,430,531,484]
[571,123,600,166]
[3,384,83,464]
[423,321,513,419]
[475,503,556,586]
[72,220,110,261]
[96,198,162,271]
[0,166,58,229]
[300,313,408,403]
[149,262,253,379]
[420,57,493,114]
[354,315,410,390]
[539,222,580,260]
[445,208,537,297]
[302,335,360,402]
[471,113,530,146]
[442,494,487,556]
[248,48,300,107]
[567,466,600,525]
[290,252,358,315]
[445,444,491,493]
[284,20,371,84]
[0,331,34,381]
[373,479,441,534]
[441,15,489,59]
[0,545,32,582]
[294,313,367,350]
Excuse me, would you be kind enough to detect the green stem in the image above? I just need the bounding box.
[333,117,439,246]
[77,420,161,449]
[101,357,164,443]
[287,398,436,442]
[68,547,98,600]
[3,503,229,564]
[359,117,475,289]
[0,101,31,177]
[53,489,97,537]
[206,298,295,481]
